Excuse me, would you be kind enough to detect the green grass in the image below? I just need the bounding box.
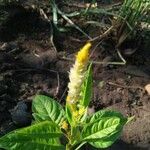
[115,0,150,47]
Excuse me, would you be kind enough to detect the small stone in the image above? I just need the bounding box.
[0,43,8,51]
[9,101,32,127]
[145,84,150,95]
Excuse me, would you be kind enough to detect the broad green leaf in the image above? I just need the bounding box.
[85,110,126,124]
[80,64,92,108]
[88,130,122,148]
[32,113,50,123]
[82,111,127,148]
[32,95,66,126]
[0,121,65,150]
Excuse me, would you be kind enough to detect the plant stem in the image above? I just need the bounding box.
[75,142,87,150]
[66,144,73,150]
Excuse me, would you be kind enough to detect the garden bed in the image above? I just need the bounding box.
[0,0,150,149]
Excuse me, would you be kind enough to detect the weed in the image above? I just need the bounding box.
[114,0,149,47]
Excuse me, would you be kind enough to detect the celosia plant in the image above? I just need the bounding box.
[0,43,131,150]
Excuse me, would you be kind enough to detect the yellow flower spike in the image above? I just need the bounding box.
[73,111,79,118]
[76,42,91,64]
[78,107,86,116]
[61,121,69,131]
[66,96,70,102]
[66,96,76,111]
[66,42,92,122]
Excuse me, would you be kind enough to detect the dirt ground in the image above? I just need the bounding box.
[0,1,150,150]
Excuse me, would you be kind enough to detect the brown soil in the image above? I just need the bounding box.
[0,1,150,150]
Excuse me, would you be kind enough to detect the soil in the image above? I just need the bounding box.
[0,1,150,150]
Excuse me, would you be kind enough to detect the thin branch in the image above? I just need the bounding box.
[39,8,57,52]
[55,6,92,40]
[90,25,114,42]
[54,71,60,97]
[60,49,126,66]
[107,81,144,90]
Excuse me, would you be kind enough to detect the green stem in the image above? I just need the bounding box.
[66,144,73,150]
[67,126,79,150]
[75,142,87,150]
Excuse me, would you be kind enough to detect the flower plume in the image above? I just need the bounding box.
[66,42,92,121]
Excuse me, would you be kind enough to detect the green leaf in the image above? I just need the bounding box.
[80,64,92,108]
[88,130,122,148]
[85,110,126,124]
[0,121,65,150]
[82,110,128,148]
[65,104,73,125]
[32,113,49,123]
[32,95,66,126]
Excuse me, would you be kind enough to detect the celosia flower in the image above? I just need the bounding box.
[61,121,69,131]
[66,42,92,121]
